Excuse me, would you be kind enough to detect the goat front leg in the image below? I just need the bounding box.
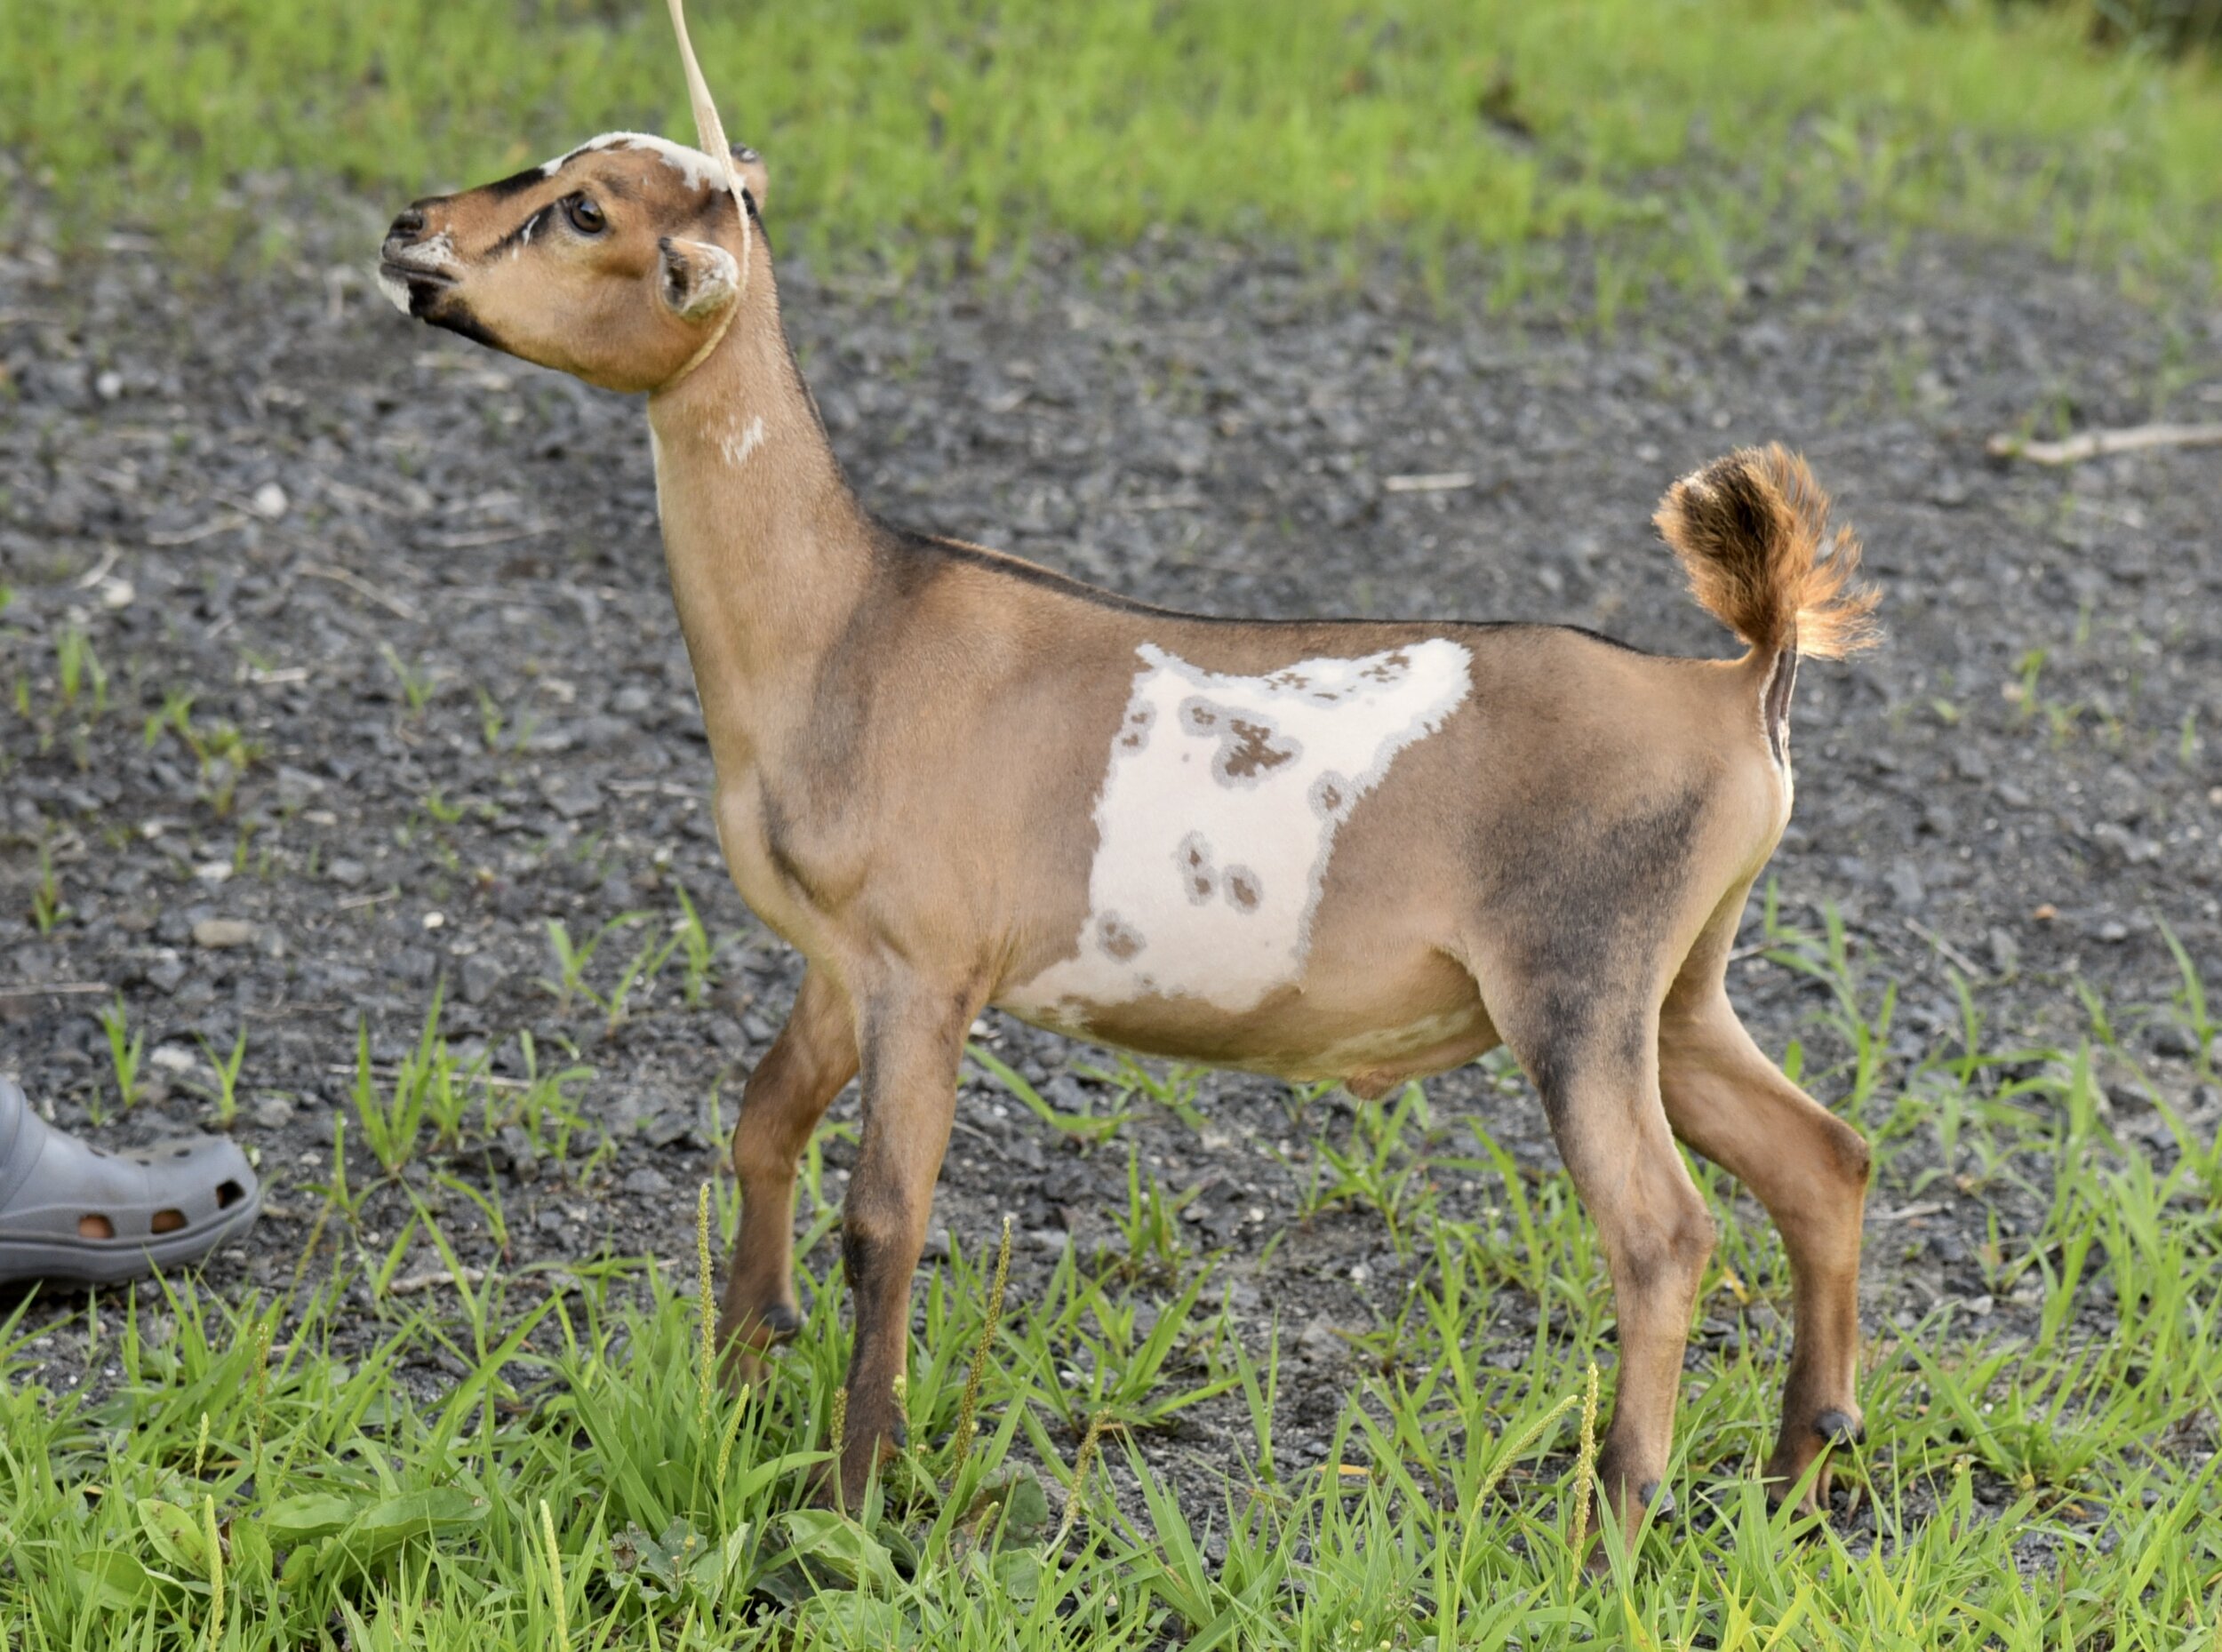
[1659,987,1868,1511]
[716,966,860,1386]
[831,974,972,1507]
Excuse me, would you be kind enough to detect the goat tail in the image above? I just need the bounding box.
[1653,444,1881,662]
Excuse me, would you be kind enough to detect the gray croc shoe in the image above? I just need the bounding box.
[0,1075,261,1286]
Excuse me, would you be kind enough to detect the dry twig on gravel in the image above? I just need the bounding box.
[1986,421,2222,466]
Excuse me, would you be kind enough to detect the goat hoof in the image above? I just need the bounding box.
[1813,1409,1864,1445]
[1635,1480,1675,1520]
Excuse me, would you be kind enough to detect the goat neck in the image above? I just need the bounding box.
[644,254,867,770]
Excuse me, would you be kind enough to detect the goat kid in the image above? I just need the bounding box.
[377,9,1880,1533]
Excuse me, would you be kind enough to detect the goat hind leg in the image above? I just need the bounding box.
[1659,988,1869,1510]
[1512,1001,1715,1543]
[716,966,859,1385]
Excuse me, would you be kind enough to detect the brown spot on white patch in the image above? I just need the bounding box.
[1310,770,1353,820]
[1359,649,1411,684]
[1095,912,1146,962]
[1180,696,1303,786]
[1223,866,1263,912]
[1221,715,1299,781]
[1119,702,1156,752]
[1175,832,1218,905]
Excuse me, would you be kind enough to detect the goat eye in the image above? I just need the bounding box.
[563,195,605,234]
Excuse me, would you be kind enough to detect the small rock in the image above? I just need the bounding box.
[274,766,325,807]
[620,1166,674,1197]
[191,918,258,950]
[541,776,603,821]
[1298,1314,1348,1365]
[1986,928,2020,977]
[2090,821,2161,867]
[2151,1023,2201,1060]
[251,1096,295,1130]
[460,954,506,1006]
[1886,860,1926,913]
[492,1123,540,1182]
[145,954,188,994]
[327,858,369,889]
[252,482,289,520]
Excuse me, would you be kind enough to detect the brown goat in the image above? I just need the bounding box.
[375,7,1880,1534]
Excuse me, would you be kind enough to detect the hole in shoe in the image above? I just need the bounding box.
[151,1209,188,1234]
[79,1214,116,1240]
[216,1179,245,1209]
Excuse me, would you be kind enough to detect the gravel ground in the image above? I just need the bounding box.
[3,194,2220,1531]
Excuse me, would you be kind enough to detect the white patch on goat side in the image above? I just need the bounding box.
[719,414,767,470]
[1005,640,1472,1018]
[544,132,729,193]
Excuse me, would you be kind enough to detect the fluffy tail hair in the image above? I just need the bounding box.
[1653,445,1880,661]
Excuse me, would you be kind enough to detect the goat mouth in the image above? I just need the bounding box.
[379,259,459,289]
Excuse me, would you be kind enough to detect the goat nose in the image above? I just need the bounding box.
[387,207,427,243]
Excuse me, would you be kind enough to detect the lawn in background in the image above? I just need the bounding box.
[2,0,2219,296]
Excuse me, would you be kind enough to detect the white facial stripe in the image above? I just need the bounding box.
[720,413,766,469]
[1010,639,1473,1018]
[543,132,730,193]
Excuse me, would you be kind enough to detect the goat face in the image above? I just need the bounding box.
[379,134,771,395]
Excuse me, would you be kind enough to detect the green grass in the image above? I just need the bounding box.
[3,1,2219,292]
[4,914,2222,1647]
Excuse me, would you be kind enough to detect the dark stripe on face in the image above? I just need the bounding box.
[480,164,552,200]
[426,300,502,351]
[489,204,551,257]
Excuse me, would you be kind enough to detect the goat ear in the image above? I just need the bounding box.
[657,235,739,322]
[729,143,770,214]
